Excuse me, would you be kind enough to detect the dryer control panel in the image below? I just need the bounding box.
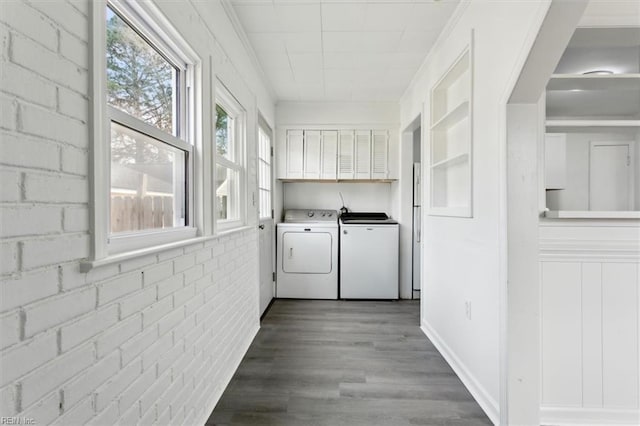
[284,209,338,223]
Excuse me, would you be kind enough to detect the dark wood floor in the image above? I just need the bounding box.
[206,300,491,426]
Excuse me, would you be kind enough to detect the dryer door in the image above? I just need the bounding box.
[282,232,332,274]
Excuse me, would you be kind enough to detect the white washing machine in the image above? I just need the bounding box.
[340,212,399,299]
[276,209,338,299]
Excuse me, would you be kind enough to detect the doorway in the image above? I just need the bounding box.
[412,125,422,300]
[400,115,423,302]
[258,116,274,317]
[589,141,634,210]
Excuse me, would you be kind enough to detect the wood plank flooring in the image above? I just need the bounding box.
[206,300,492,426]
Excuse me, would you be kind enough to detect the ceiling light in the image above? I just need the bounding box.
[582,70,614,75]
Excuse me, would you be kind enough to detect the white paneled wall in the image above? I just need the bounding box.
[540,222,640,425]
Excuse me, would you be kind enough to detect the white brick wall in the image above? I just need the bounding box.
[0,0,266,424]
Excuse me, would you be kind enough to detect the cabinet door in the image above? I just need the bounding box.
[338,130,355,179]
[321,130,338,180]
[286,130,304,179]
[355,130,371,179]
[371,130,388,179]
[303,130,322,179]
[544,133,566,190]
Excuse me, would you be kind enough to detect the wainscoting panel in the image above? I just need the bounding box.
[540,222,639,425]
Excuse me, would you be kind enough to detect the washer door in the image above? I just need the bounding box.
[282,232,332,274]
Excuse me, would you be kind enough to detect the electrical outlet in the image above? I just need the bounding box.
[464,301,472,320]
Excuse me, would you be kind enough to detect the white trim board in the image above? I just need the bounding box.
[541,406,640,425]
[421,321,500,425]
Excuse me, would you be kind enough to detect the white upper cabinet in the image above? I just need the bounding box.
[371,130,389,179]
[282,128,391,181]
[355,130,372,179]
[303,130,322,179]
[286,130,304,179]
[321,130,338,180]
[338,130,355,179]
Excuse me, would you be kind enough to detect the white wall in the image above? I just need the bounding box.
[546,132,639,211]
[283,182,391,216]
[0,1,274,425]
[399,1,552,423]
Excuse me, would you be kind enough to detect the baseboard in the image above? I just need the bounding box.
[541,406,640,425]
[420,321,500,425]
[195,323,260,426]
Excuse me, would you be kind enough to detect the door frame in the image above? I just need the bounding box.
[257,113,275,317]
[588,140,635,210]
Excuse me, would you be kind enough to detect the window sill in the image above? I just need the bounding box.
[80,225,254,272]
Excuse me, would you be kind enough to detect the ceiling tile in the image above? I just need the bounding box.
[323,32,402,53]
[322,32,361,52]
[388,52,427,69]
[255,51,291,71]
[274,3,322,32]
[356,32,403,52]
[362,2,414,32]
[397,31,440,53]
[289,53,323,72]
[405,1,460,32]
[247,33,286,53]
[321,2,366,32]
[231,0,459,101]
[283,32,322,53]
[233,4,279,33]
[324,52,390,70]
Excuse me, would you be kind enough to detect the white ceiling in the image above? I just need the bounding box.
[229,0,460,102]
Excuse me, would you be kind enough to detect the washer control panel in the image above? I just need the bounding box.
[284,209,338,223]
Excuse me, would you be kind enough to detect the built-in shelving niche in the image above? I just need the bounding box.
[429,34,473,218]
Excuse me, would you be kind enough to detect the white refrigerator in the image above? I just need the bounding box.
[412,163,421,299]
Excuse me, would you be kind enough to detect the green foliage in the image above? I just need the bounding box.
[107,7,175,165]
[215,104,229,157]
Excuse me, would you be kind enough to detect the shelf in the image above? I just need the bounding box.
[430,152,469,169]
[545,119,640,132]
[547,74,640,91]
[431,100,469,131]
[544,210,640,219]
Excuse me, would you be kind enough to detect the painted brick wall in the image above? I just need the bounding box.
[0,1,264,424]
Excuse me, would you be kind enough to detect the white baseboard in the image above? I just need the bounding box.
[541,406,640,425]
[421,321,500,425]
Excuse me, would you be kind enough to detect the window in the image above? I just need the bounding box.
[92,0,198,257]
[215,86,245,229]
[258,124,272,219]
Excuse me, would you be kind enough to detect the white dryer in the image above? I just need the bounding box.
[276,209,338,299]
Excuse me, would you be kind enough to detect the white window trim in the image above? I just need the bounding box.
[257,121,273,220]
[89,0,202,261]
[215,82,247,232]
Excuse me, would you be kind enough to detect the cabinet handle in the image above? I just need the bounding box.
[289,248,293,259]
[258,224,265,230]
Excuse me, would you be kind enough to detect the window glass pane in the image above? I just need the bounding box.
[215,165,239,221]
[258,127,271,218]
[216,104,234,161]
[106,6,177,135]
[110,122,186,233]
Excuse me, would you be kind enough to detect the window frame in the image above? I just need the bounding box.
[257,120,273,220]
[214,83,247,231]
[90,0,200,259]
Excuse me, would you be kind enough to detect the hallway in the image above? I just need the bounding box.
[207,300,491,426]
